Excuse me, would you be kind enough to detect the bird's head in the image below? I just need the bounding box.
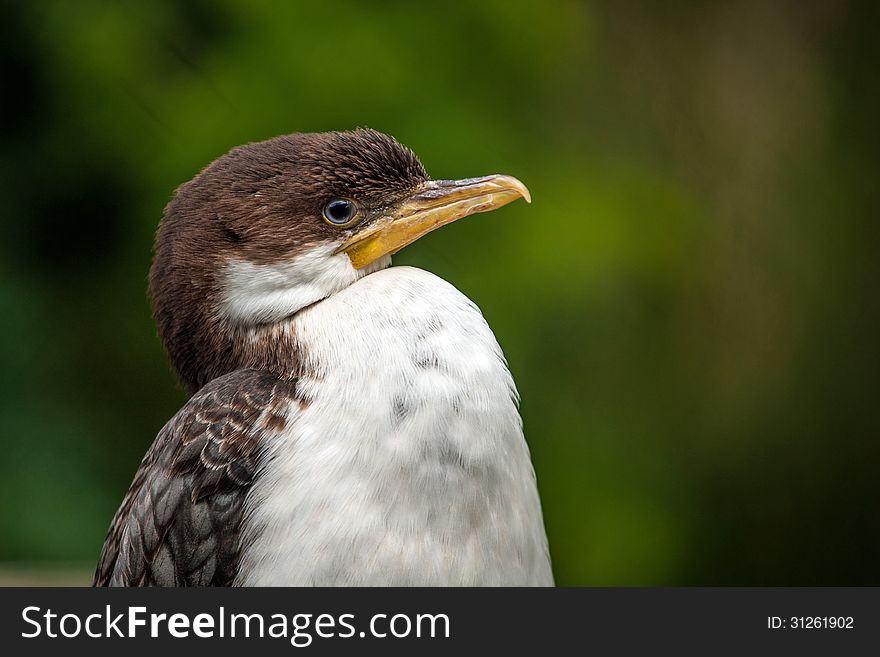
[150,128,530,394]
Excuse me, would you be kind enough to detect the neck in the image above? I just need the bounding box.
[230,320,307,381]
[157,250,391,394]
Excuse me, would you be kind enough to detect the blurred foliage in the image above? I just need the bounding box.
[0,0,878,585]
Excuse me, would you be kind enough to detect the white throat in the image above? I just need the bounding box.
[219,242,391,325]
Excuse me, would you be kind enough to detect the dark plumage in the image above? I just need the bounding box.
[94,369,297,586]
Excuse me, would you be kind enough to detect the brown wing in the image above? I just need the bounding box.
[93,369,296,586]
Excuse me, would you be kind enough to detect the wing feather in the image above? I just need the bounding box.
[93,369,297,587]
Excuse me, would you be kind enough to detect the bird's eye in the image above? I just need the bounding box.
[322,199,359,227]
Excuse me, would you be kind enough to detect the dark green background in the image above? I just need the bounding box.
[1,1,877,585]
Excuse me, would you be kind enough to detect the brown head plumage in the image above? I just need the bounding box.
[150,128,428,394]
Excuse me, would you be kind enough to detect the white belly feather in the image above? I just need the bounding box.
[235,266,553,585]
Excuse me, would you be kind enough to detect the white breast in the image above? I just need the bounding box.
[235,266,553,585]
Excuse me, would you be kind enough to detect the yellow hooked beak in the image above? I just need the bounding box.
[337,174,531,269]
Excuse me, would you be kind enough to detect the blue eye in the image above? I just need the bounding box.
[323,199,358,226]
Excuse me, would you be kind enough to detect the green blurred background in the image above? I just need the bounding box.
[1,0,878,586]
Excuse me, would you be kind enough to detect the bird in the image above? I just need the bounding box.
[93,128,553,586]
